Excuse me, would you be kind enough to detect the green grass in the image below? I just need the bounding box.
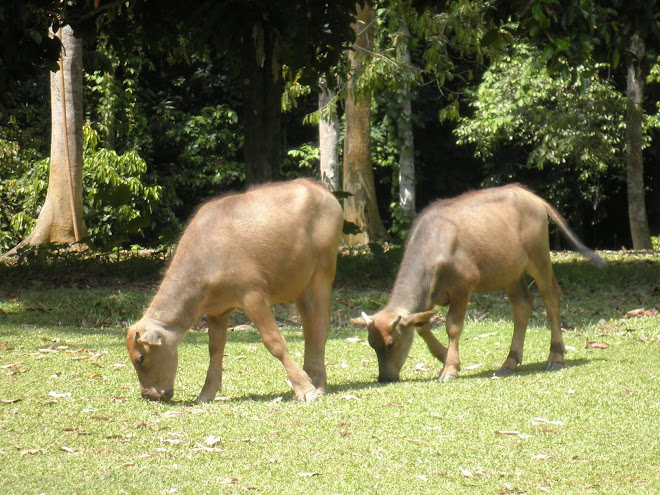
[0,251,658,494]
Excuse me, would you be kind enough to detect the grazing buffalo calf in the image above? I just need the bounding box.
[126,179,343,402]
[353,184,605,382]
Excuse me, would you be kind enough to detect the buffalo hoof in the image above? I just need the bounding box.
[438,374,457,382]
[195,395,213,404]
[297,389,320,403]
[545,362,566,372]
[494,367,515,377]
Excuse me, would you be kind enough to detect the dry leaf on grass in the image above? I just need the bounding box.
[205,435,222,446]
[48,391,71,398]
[585,342,610,349]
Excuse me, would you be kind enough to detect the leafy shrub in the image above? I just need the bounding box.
[0,124,171,251]
[82,124,171,246]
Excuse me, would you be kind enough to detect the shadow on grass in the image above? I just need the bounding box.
[157,358,597,407]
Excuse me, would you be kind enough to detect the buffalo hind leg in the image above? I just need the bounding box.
[245,293,318,402]
[197,312,230,403]
[496,277,533,377]
[528,262,565,371]
[296,273,333,395]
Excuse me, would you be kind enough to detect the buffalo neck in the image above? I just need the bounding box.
[386,247,435,315]
[144,269,202,334]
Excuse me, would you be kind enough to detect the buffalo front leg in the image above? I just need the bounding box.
[439,294,469,381]
[196,313,230,403]
[245,294,318,402]
[496,277,533,377]
[296,278,332,395]
[417,323,447,364]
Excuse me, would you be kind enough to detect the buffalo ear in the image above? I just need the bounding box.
[401,311,436,328]
[351,312,373,328]
[350,316,368,328]
[137,329,163,347]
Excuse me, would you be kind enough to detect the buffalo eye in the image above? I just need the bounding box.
[387,340,395,350]
[136,355,145,366]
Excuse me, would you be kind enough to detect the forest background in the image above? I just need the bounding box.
[1,0,660,255]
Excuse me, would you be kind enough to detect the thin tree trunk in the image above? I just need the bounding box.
[318,77,340,192]
[397,19,415,216]
[342,3,386,245]
[626,34,652,250]
[241,22,282,185]
[8,24,87,254]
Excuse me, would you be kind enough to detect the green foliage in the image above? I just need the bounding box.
[82,124,166,246]
[281,66,312,113]
[456,43,626,172]
[516,0,660,83]
[455,42,627,223]
[152,102,244,215]
[84,34,154,155]
[0,125,48,252]
[284,143,320,176]
[388,202,414,241]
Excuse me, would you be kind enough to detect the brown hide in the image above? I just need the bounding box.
[126,179,343,402]
[353,184,604,382]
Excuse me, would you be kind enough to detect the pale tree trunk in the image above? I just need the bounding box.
[342,3,386,245]
[318,77,340,192]
[9,24,87,253]
[626,34,652,250]
[397,19,415,216]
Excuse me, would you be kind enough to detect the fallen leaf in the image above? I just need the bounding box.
[344,337,363,343]
[1,362,22,369]
[0,398,22,404]
[60,446,79,454]
[624,307,646,318]
[340,394,360,401]
[460,468,474,478]
[0,343,13,350]
[464,363,484,370]
[496,430,521,436]
[585,342,610,349]
[531,417,564,426]
[163,411,185,418]
[298,472,321,477]
[48,391,71,398]
[219,478,238,485]
[205,435,222,446]
[19,449,42,456]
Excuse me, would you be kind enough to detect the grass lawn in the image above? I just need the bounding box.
[0,250,658,494]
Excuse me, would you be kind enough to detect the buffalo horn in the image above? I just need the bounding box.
[361,312,373,325]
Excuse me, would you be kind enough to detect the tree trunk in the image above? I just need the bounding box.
[318,77,340,192]
[626,34,652,250]
[397,19,415,217]
[241,22,282,185]
[342,3,386,245]
[9,24,87,253]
